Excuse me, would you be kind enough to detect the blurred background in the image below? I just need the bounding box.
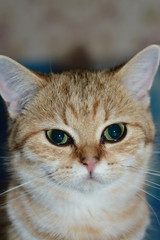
[0,0,160,62]
[0,0,160,239]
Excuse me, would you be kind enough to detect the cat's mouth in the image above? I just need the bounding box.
[86,175,101,186]
[86,174,96,182]
[45,169,105,191]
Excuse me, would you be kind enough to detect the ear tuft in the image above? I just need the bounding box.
[0,56,41,118]
[118,45,160,108]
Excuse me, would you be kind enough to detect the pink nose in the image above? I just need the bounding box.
[82,158,97,174]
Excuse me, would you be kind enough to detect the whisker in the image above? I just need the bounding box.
[145,179,160,187]
[124,165,160,177]
[137,193,160,227]
[145,172,160,177]
[144,168,160,174]
[135,166,160,174]
[0,169,55,197]
[0,167,73,198]
[144,182,160,190]
[0,171,73,207]
[0,180,34,197]
[138,188,160,201]
[118,164,160,197]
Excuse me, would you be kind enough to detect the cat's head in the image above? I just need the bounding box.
[0,45,159,193]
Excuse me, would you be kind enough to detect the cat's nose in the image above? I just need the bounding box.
[82,157,99,174]
[80,145,100,174]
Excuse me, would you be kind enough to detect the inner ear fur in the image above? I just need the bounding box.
[0,56,47,118]
[117,45,160,108]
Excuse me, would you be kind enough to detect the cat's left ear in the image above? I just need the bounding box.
[118,45,160,108]
[0,56,44,118]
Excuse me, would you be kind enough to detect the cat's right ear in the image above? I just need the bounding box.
[0,56,43,118]
[118,45,160,108]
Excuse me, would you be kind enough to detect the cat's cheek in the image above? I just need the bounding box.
[92,161,122,183]
[130,142,153,169]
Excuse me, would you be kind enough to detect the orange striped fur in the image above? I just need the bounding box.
[0,45,160,240]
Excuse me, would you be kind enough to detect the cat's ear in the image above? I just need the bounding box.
[118,45,160,108]
[0,56,42,118]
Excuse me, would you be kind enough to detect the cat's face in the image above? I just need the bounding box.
[0,45,159,194]
[9,70,154,193]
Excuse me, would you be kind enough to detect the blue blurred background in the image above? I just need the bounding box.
[146,69,160,240]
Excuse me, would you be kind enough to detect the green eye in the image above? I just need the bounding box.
[101,123,126,143]
[46,130,73,146]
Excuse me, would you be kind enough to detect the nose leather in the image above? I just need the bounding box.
[80,145,100,173]
[82,158,98,173]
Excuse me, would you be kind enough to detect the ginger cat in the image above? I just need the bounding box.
[0,45,159,240]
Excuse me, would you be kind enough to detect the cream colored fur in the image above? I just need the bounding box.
[0,45,159,240]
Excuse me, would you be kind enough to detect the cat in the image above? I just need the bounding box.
[0,45,159,240]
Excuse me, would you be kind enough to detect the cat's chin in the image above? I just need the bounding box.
[67,174,113,193]
[71,178,105,192]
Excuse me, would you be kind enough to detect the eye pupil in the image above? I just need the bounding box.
[50,130,65,144]
[107,124,122,140]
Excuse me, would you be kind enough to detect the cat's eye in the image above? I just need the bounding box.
[46,129,73,146]
[101,123,126,143]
